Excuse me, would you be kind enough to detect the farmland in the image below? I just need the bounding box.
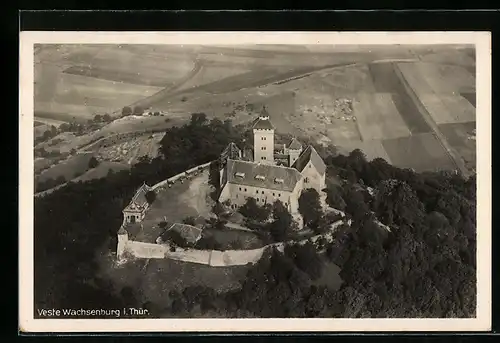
[33,44,476,190]
[36,152,94,183]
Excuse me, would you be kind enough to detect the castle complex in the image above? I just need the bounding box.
[218,114,326,214]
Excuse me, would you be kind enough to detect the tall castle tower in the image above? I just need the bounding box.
[252,107,275,164]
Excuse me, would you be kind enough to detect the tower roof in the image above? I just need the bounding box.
[252,116,274,130]
[118,226,128,235]
[288,138,302,150]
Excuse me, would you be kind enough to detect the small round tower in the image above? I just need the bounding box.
[117,225,129,261]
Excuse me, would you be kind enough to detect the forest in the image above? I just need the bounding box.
[33,113,476,318]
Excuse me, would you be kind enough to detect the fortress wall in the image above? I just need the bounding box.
[121,218,349,264]
[150,161,212,191]
[126,240,167,259]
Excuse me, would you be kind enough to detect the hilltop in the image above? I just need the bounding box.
[34,115,476,318]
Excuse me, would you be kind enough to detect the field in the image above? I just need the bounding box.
[34,44,195,123]
[438,121,476,172]
[382,133,456,172]
[73,161,130,182]
[96,133,163,165]
[36,152,94,183]
[33,44,477,186]
[352,93,411,141]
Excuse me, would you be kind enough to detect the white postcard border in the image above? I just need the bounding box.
[19,31,491,333]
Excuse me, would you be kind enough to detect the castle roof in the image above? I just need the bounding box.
[274,143,285,151]
[288,138,303,150]
[292,145,326,176]
[162,223,203,244]
[226,159,302,192]
[252,116,274,130]
[221,142,242,161]
[124,183,150,212]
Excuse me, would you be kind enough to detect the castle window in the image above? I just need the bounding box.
[256,190,259,194]
[305,177,309,183]
[257,198,259,202]
[244,188,247,192]
[285,202,288,206]
[278,193,281,197]
[263,157,266,160]
[261,191,264,194]
[273,193,275,196]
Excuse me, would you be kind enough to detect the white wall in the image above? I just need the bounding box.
[126,241,167,259]
[253,129,274,164]
[300,161,326,193]
[221,182,294,210]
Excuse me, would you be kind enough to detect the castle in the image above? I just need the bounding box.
[218,114,326,214]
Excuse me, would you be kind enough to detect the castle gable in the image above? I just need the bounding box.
[292,145,326,176]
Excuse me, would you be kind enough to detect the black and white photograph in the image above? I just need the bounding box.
[19,32,491,332]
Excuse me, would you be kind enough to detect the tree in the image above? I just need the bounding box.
[239,198,271,223]
[93,114,102,123]
[298,189,323,227]
[182,216,197,226]
[133,106,144,115]
[190,112,208,126]
[145,190,156,204]
[212,202,226,219]
[122,106,132,116]
[343,185,370,221]
[285,242,324,280]
[325,185,346,211]
[88,157,100,169]
[102,113,112,122]
[270,200,293,242]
